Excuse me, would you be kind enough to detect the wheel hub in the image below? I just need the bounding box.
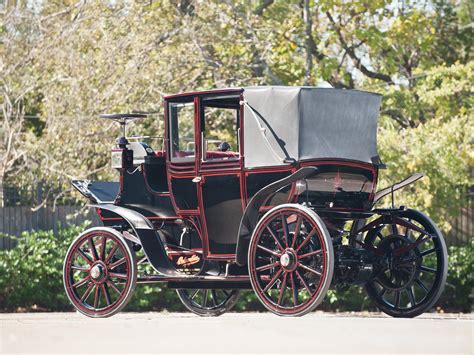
[90,262,107,283]
[280,249,297,271]
[376,235,421,291]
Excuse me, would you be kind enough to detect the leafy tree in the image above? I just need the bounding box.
[1,0,472,235]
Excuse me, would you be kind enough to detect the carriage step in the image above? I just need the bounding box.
[137,274,252,289]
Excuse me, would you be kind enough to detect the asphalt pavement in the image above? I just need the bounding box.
[1,312,472,354]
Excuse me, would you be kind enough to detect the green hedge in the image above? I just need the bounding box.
[0,226,472,312]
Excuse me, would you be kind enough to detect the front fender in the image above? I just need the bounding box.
[372,173,424,206]
[90,204,181,276]
[235,167,317,265]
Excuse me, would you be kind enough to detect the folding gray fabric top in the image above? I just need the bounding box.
[242,86,382,168]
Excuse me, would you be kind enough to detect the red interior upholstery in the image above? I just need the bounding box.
[205,151,238,159]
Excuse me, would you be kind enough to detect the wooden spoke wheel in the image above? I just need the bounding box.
[176,289,240,316]
[364,209,448,318]
[63,227,137,318]
[248,204,334,316]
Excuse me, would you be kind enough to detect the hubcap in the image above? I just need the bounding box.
[280,253,291,267]
[377,235,421,291]
[280,249,297,271]
[90,263,106,282]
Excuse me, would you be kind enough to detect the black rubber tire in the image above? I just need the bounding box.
[365,209,448,318]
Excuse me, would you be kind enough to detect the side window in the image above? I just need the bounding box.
[202,103,239,161]
[169,102,195,162]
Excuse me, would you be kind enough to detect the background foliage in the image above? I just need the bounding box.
[1,0,472,233]
[0,226,472,312]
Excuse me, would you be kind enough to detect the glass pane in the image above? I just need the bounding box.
[169,102,195,161]
[203,106,239,161]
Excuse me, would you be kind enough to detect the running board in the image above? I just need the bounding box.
[137,274,252,289]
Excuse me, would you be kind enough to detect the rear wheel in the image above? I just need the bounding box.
[364,210,447,318]
[248,204,334,316]
[176,289,240,316]
[63,227,137,318]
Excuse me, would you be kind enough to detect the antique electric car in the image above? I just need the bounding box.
[65,86,447,318]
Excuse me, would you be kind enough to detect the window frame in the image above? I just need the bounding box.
[200,95,241,163]
[168,99,197,163]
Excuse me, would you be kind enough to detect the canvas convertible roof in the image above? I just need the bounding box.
[242,86,382,168]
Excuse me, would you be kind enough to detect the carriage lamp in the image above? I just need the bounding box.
[111,136,133,170]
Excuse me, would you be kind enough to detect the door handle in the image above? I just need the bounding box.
[192,176,202,183]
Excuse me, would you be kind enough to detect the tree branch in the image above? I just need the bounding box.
[326,11,393,84]
[254,0,274,16]
[381,109,411,128]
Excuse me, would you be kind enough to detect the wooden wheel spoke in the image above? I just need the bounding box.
[421,248,436,257]
[394,291,401,308]
[415,233,430,246]
[106,280,122,296]
[73,276,90,288]
[105,243,119,264]
[277,273,288,305]
[203,290,209,307]
[263,268,283,293]
[88,238,100,261]
[211,290,218,307]
[407,287,416,307]
[297,262,321,276]
[415,278,429,293]
[257,244,281,257]
[77,248,93,265]
[100,236,107,261]
[93,285,100,308]
[291,216,303,249]
[290,272,298,306]
[102,284,111,306]
[109,257,126,270]
[295,270,313,295]
[256,261,280,272]
[420,265,436,274]
[81,283,94,301]
[281,214,290,247]
[189,290,199,300]
[266,226,284,252]
[109,272,128,279]
[295,229,316,253]
[71,265,89,272]
[298,249,322,259]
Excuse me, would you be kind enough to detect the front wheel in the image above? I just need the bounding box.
[364,209,448,318]
[248,204,334,316]
[63,227,137,318]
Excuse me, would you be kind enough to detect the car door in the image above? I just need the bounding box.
[196,93,245,259]
[167,97,200,215]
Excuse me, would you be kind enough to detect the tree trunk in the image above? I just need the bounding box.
[302,0,313,85]
[0,174,4,207]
